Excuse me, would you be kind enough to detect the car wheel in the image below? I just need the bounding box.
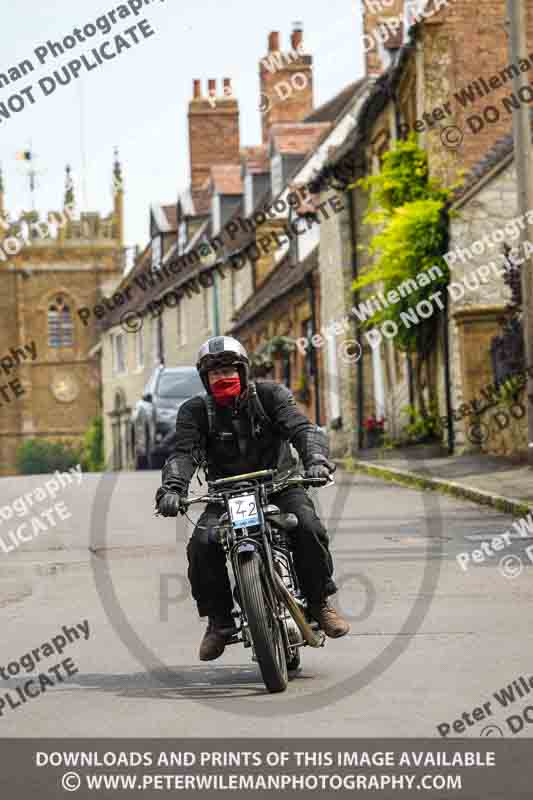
[146,435,164,470]
[132,429,148,470]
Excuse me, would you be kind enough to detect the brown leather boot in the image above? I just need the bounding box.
[199,617,236,661]
[309,600,350,638]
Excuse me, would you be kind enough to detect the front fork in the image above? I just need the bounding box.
[227,530,296,660]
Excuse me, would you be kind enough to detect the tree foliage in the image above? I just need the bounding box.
[353,135,452,355]
[17,439,81,475]
[81,416,105,472]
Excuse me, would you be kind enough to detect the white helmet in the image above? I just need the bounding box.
[196,336,250,393]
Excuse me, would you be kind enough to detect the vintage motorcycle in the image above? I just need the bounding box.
[181,468,333,693]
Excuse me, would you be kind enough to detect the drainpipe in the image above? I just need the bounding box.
[443,293,454,454]
[347,188,364,452]
[305,272,321,425]
[441,206,454,454]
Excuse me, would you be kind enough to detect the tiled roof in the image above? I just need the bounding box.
[451,133,514,204]
[241,145,269,174]
[179,187,210,217]
[209,164,243,195]
[192,189,211,216]
[162,204,177,230]
[304,79,367,124]
[384,21,404,50]
[230,247,318,332]
[269,123,332,156]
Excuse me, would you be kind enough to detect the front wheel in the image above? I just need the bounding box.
[238,552,288,693]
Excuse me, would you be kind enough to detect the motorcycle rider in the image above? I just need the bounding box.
[156,336,350,661]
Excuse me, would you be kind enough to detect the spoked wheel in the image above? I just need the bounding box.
[286,649,301,672]
[239,552,288,693]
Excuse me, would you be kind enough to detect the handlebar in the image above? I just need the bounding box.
[180,473,333,510]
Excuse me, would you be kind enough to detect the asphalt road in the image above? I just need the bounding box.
[0,466,532,738]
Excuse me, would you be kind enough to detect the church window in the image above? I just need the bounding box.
[48,295,74,347]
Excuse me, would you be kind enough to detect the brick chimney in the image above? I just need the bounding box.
[362,0,405,77]
[259,23,313,145]
[188,78,240,197]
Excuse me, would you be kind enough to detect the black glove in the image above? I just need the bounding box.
[305,455,336,480]
[157,490,186,517]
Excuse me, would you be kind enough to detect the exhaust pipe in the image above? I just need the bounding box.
[273,571,323,648]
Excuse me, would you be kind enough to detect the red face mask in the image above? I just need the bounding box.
[211,376,241,406]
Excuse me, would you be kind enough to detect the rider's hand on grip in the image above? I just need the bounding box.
[306,461,335,480]
[157,490,187,517]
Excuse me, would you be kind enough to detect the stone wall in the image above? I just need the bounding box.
[317,186,359,456]
[0,242,121,476]
[447,157,528,455]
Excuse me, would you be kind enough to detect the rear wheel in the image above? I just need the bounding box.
[239,552,288,693]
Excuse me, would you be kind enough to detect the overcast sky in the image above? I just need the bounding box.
[0,0,365,251]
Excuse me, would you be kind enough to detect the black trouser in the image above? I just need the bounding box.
[186,486,336,618]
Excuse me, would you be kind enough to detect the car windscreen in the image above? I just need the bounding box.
[157,370,204,399]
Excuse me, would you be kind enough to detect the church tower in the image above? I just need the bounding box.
[0,155,125,475]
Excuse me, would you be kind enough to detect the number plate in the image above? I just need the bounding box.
[228,493,259,528]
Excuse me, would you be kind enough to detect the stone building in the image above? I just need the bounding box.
[311,0,533,456]
[231,79,370,440]
[98,203,179,470]
[0,157,124,476]
[446,136,529,456]
[98,23,338,467]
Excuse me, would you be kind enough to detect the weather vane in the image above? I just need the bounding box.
[15,143,46,212]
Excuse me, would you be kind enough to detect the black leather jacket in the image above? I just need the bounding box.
[158,381,330,497]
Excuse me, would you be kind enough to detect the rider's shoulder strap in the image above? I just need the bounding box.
[201,391,217,435]
[200,383,273,436]
[249,381,272,429]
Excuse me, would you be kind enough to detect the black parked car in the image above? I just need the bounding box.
[132,366,204,469]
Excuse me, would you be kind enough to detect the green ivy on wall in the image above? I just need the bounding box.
[353,135,455,357]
